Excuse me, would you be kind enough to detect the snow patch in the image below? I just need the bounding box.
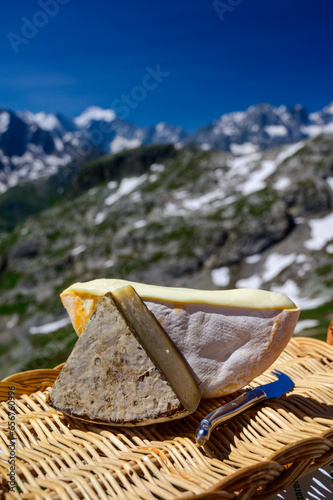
[104,259,114,268]
[150,163,165,173]
[262,253,296,283]
[275,141,305,164]
[270,280,330,309]
[74,106,116,128]
[218,195,237,207]
[273,177,291,190]
[149,174,158,183]
[0,111,10,134]
[302,124,323,137]
[211,267,230,287]
[155,122,166,133]
[326,177,333,191]
[70,244,86,256]
[133,219,147,229]
[326,243,333,254]
[95,212,106,225]
[227,152,261,174]
[294,319,319,334]
[163,202,186,216]
[164,186,226,215]
[305,213,333,250]
[294,253,312,277]
[53,136,64,152]
[88,187,98,196]
[107,180,118,190]
[6,314,19,329]
[110,136,141,153]
[230,142,258,155]
[44,155,62,166]
[182,189,221,211]
[105,175,147,206]
[323,122,333,133]
[31,112,60,131]
[29,317,71,335]
[174,190,189,200]
[236,275,262,289]
[241,160,276,196]
[130,191,142,202]
[231,142,305,197]
[245,254,262,264]
[264,125,288,137]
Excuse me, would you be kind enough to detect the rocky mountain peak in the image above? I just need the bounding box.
[0,101,332,193]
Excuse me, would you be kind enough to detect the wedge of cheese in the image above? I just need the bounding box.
[60,278,301,398]
[48,287,201,425]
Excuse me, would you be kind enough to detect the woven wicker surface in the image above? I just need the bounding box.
[1,337,333,499]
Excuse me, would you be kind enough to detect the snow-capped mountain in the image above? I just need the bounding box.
[0,102,333,192]
[0,106,189,192]
[73,106,188,154]
[309,101,333,126]
[0,109,84,193]
[192,103,309,153]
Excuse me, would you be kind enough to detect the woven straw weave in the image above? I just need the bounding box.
[1,337,333,499]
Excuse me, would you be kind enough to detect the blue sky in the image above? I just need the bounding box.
[1,0,333,131]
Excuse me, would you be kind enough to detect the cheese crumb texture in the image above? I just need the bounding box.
[49,293,190,425]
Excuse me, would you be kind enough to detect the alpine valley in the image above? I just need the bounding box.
[0,101,332,378]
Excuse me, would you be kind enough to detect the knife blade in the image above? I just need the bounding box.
[196,370,294,446]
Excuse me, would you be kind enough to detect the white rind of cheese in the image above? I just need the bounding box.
[61,279,301,398]
[145,301,298,398]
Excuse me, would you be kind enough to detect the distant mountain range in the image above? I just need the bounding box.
[1,101,333,192]
[0,134,333,378]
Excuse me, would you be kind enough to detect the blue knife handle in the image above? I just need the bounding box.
[196,387,267,446]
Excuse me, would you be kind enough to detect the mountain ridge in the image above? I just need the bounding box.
[1,100,333,193]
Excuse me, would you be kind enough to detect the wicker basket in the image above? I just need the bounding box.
[1,336,333,499]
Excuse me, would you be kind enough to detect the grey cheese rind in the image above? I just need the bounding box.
[48,292,195,425]
[112,285,201,413]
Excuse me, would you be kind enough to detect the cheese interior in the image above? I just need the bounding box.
[49,292,196,425]
[112,286,200,413]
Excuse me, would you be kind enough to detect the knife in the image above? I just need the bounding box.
[196,370,294,446]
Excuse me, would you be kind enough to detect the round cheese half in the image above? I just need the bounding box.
[60,279,300,398]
